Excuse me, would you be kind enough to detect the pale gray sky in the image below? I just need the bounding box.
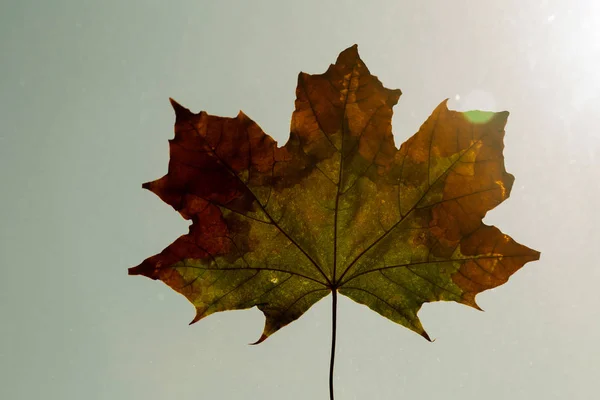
[1,1,598,399]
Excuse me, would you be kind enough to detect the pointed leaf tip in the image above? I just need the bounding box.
[336,44,361,65]
[128,259,155,277]
[250,333,268,345]
[189,310,204,326]
[472,303,485,312]
[169,97,193,120]
[460,293,484,311]
[422,331,433,342]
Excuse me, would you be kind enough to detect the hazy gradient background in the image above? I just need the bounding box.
[1,1,599,399]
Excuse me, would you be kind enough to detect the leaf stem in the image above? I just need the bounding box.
[329,289,338,400]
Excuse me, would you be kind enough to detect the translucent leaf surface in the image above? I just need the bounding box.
[130,45,540,342]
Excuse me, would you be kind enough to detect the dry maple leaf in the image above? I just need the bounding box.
[130,45,539,397]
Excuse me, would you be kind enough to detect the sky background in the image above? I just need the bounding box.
[1,1,599,399]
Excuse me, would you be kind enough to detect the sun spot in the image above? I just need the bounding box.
[270,277,279,284]
[463,110,495,124]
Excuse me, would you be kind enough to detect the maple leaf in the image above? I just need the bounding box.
[130,45,539,397]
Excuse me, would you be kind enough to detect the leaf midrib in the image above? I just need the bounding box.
[332,62,358,287]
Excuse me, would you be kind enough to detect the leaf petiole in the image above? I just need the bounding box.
[329,289,338,400]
